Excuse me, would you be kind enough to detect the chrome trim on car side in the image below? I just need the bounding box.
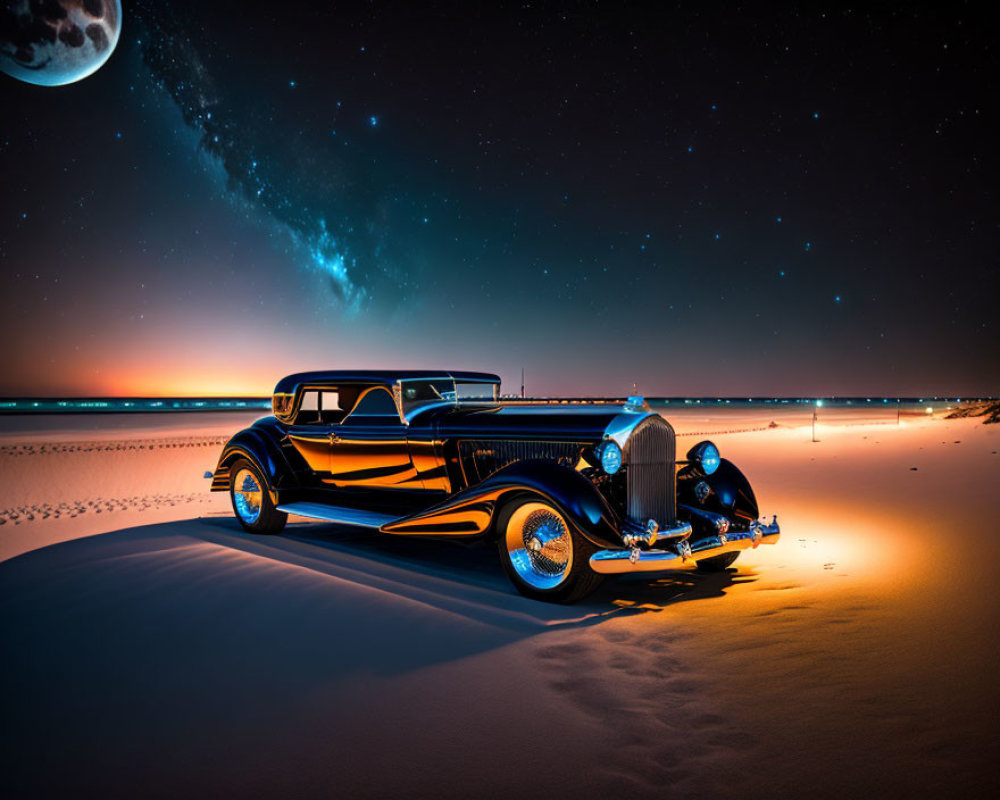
[276,502,401,528]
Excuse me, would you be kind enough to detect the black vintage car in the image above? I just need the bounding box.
[211,370,780,602]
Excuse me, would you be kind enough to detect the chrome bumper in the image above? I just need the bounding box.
[589,516,781,575]
[620,518,693,547]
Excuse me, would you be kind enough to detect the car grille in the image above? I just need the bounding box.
[458,440,583,483]
[624,417,676,525]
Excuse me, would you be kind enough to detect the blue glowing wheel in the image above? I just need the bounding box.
[228,458,287,534]
[497,496,603,603]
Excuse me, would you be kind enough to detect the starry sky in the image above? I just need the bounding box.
[1,1,996,397]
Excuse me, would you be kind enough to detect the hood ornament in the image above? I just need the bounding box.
[623,396,648,413]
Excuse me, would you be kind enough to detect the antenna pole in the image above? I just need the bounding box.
[520,368,525,399]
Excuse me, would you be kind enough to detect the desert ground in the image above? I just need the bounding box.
[1,406,997,798]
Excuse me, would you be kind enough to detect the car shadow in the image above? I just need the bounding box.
[197,515,755,624]
[2,514,755,645]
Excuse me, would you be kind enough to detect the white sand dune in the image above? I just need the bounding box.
[1,410,997,797]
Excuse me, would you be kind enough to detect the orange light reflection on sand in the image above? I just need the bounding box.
[741,503,927,594]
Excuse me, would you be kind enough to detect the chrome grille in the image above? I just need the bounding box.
[624,418,676,525]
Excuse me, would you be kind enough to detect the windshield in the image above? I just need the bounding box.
[399,378,499,418]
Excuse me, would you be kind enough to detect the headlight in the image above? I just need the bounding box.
[596,440,622,474]
[687,440,720,475]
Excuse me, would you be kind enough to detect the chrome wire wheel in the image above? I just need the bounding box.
[232,468,263,524]
[504,502,574,590]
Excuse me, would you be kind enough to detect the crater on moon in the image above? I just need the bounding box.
[0,0,121,86]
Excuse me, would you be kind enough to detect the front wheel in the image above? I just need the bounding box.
[497,497,603,603]
[229,458,287,534]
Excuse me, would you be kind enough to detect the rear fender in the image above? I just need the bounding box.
[211,428,289,499]
[382,459,624,548]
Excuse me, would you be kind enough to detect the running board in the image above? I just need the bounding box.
[276,502,400,529]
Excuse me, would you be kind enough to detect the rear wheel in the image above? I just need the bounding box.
[229,458,287,534]
[496,497,603,603]
[695,551,740,572]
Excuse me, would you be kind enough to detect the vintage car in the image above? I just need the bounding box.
[210,370,780,602]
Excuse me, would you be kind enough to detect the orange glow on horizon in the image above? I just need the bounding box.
[101,366,280,398]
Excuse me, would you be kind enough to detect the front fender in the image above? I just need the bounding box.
[677,457,759,529]
[382,459,624,548]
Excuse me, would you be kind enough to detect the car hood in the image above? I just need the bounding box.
[413,402,649,442]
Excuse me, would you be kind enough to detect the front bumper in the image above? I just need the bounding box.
[589,516,781,575]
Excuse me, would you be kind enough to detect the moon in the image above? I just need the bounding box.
[0,0,121,87]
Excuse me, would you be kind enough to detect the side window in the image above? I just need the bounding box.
[343,387,401,424]
[320,391,341,415]
[297,390,320,423]
[295,389,346,425]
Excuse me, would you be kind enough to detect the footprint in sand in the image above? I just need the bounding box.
[535,642,591,660]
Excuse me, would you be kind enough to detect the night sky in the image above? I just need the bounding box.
[1,1,996,397]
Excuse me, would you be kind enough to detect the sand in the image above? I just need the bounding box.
[1,409,997,798]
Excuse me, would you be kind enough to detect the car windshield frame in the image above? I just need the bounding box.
[397,377,500,422]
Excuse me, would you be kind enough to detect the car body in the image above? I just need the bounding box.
[210,370,780,602]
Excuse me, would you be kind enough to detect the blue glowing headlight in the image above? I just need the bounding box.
[596,440,622,474]
[687,440,721,475]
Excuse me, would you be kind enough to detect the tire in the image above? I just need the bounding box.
[695,551,740,572]
[229,458,287,534]
[496,495,604,603]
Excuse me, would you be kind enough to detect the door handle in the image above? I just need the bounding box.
[329,432,340,444]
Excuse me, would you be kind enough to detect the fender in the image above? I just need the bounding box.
[210,425,291,495]
[382,459,624,549]
[677,457,759,528]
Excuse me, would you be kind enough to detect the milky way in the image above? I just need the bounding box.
[132,1,374,309]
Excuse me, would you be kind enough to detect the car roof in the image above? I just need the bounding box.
[273,370,500,394]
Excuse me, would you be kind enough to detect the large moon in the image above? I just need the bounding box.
[0,0,121,87]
